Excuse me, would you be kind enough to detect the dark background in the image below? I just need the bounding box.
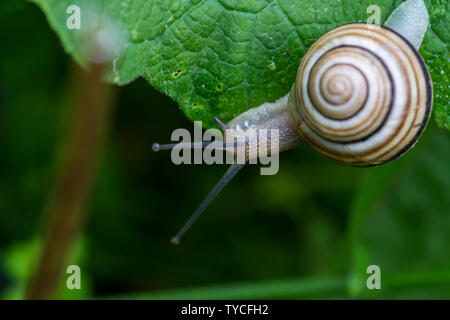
[0,1,449,299]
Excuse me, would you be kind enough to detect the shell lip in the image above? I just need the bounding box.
[375,23,433,162]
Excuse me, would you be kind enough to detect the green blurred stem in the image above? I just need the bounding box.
[110,269,450,300]
[111,277,347,300]
[384,269,450,289]
[25,62,115,299]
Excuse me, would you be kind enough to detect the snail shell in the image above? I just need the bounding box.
[288,23,433,166]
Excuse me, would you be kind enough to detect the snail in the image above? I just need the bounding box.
[153,2,433,244]
[230,23,433,167]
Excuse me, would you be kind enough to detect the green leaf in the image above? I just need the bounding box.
[32,0,448,128]
[420,0,449,130]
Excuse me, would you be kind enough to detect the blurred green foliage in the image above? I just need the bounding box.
[0,2,449,299]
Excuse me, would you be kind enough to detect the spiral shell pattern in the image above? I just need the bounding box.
[288,24,432,166]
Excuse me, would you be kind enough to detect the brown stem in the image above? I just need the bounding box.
[25,62,115,299]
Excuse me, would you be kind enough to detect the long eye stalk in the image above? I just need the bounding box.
[170,163,245,244]
[153,121,246,244]
[152,141,245,153]
[152,141,213,152]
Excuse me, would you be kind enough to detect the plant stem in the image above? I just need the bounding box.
[109,268,450,300]
[110,277,347,300]
[25,62,115,299]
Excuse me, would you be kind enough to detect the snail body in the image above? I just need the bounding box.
[226,23,433,166]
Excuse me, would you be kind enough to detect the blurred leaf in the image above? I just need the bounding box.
[111,276,347,300]
[109,268,450,299]
[1,236,92,299]
[32,0,449,128]
[1,238,40,299]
